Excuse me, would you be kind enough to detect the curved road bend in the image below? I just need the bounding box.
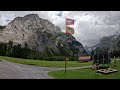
[0,59,91,79]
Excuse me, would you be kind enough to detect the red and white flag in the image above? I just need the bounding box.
[66,18,74,25]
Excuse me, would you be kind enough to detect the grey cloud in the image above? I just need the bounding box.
[0,11,120,47]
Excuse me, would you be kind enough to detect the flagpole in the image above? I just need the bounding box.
[65,18,74,73]
[65,18,67,74]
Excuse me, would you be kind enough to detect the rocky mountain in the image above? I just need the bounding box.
[0,14,87,56]
[89,34,120,53]
[84,46,91,55]
[88,44,100,51]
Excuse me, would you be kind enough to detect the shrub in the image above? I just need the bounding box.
[69,57,78,61]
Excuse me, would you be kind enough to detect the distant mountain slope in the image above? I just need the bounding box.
[89,34,120,54]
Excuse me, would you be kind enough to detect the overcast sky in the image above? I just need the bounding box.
[0,11,120,47]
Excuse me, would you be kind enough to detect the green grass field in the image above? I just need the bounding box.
[48,59,120,79]
[0,56,92,67]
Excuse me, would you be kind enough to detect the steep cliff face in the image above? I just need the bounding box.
[0,14,87,56]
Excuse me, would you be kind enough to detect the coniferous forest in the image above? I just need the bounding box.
[0,41,78,61]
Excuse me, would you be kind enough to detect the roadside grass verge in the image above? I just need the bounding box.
[0,56,92,67]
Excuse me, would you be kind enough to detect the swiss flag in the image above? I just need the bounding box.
[66,18,74,25]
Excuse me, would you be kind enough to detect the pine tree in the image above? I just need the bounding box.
[12,44,22,58]
[0,43,7,56]
[6,41,13,56]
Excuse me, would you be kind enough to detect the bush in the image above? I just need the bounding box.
[51,56,65,61]
[69,57,78,61]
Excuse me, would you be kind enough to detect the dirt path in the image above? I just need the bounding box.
[0,59,91,79]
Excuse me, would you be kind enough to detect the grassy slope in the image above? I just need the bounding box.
[0,56,92,67]
[48,59,120,79]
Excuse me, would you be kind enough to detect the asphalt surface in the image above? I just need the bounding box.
[0,59,91,79]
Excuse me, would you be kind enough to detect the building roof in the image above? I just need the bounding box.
[79,56,91,61]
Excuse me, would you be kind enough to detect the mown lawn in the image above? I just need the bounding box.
[48,59,120,79]
[0,56,92,67]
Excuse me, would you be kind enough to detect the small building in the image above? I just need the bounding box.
[78,56,91,62]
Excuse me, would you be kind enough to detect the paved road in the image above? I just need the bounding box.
[0,59,91,79]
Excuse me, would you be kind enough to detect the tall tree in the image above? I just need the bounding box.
[0,43,7,56]
[6,41,13,56]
